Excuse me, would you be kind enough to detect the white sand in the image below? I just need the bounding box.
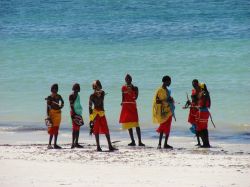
[0,137,250,187]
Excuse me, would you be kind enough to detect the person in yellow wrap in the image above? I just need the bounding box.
[152,75,174,149]
[46,84,64,149]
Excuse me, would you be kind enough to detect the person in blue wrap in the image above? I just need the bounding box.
[69,83,84,149]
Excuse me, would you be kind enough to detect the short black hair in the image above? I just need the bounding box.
[72,83,80,91]
[162,75,171,83]
[125,74,132,81]
[192,79,199,84]
[51,84,58,92]
[92,80,102,89]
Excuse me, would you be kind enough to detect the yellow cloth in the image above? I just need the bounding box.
[122,122,139,130]
[89,109,105,121]
[152,87,172,124]
[199,82,205,89]
[49,109,61,127]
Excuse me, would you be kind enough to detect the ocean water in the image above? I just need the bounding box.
[0,0,250,136]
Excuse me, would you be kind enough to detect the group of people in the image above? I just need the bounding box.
[45,74,212,151]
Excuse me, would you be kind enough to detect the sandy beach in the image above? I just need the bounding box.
[1,135,250,187]
[1,0,250,186]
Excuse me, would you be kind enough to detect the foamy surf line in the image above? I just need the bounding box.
[1,123,250,145]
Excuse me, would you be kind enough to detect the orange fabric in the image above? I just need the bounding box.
[48,109,61,135]
[49,109,61,127]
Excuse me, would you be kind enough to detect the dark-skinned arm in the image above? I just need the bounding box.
[167,96,174,103]
[88,95,94,134]
[101,90,105,100]
[156,96,162,104]
[89,95,93,115]
[69,94,77,117]
[155,89,163,104]
[121,87,125,105]
[133,86,139,100]
[191,94,198,105]
[59,95,64,109]
[46,97,51,117]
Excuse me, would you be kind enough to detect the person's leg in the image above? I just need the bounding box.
[198,111,210,148]
[199,130,206,147]
[157,132,163,149]
[195,131,201,146]
[201,129,210,148]
[54,134,62,149]
[105,133,117,151]
[47,126,54,148]
[48,135,53,149]
[72,121,77,148]
[163,134,173,149]
[75,130,79,144]
[49,135,53,145]
[205,129,211,147]
[95,134,102,151]
[71,131,76,148]
[54,134,57,145]
[128,128,136,146]
[75,130,83,148]
[136,127,145,146]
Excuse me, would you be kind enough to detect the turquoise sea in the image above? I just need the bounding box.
[0,0,250,138]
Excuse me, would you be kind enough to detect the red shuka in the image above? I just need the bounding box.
[119,85,139,123]
[71,111,81,132]
[188,89,200,125]
[93,115,110,135]
[196,94,211,131]
[156,116,173,135]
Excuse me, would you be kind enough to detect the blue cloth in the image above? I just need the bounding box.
[73,95,83,116]
[166,88,175,119]
[189,124,196,134]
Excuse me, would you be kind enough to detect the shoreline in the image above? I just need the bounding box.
[0,126,249,145]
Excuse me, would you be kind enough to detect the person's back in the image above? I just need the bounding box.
[196,83,211,148]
